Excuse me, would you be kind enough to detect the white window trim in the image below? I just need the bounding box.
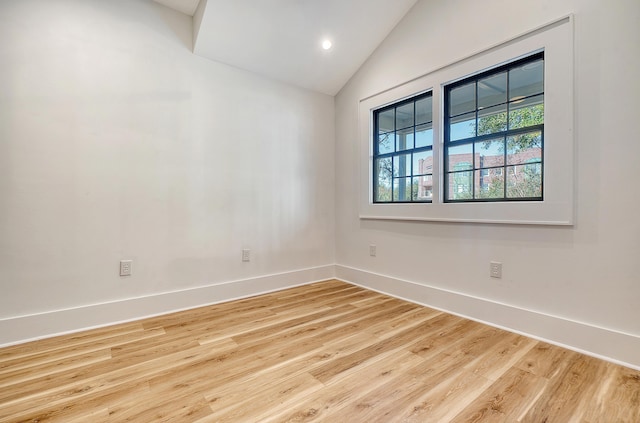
[359,15,574,225]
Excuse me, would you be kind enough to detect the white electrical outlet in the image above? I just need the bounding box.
[490,261,502,278]
[242,249,250,262]
[120,260,132,276]
[369,245,377,257]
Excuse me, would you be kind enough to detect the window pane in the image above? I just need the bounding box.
[477,103,507,135]
[413,150,433,176]
[447,171,473,200]
[441,53,544,205]
[375,157,392,181]
[393,154,412,177]
[375,179,391,202]
[507,130,542,165]
[475,169,504,199]
[478,72,507,108]
[449,82,476,116]
[396,127,414,151]
[450,112,475,141]
[374,157,392,202]
[378,109,394,133]
[396,102,414,129]
[525,161,542,175]
[415,96,432,124]
[509,94,544,130]
[509,59,544,101]
[372,91,435,204]
[506,164,542,198]
[475,138,504,168]
[415,123,433,148]
[413,176,432,201]
[393,177,411,201]
[448,144,473,171]
[377,132,394,154]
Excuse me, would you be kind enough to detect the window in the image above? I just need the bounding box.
[444,52,544,202]
[373,92,433,202]
[359,15,574,224]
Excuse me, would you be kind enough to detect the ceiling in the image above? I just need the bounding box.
[153,0,418,95]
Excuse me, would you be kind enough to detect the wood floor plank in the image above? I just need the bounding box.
[347,291,392,308]
[139,302,269,331]
[230,304,355,345]
[395,369,494,423]
[364,305,442,338]
[0,348,113,389]
[196,301,365,345]
[449,366,549,422]
[519,353,610,422]
[0,379,151,423]
[64,407,111,423]
[152,304,388,400]
[310,310,446,384]
[144,328,329,400]
[408,316,480,359]
[464,333,539,382]
[108,392,213,422]
[0,279,638,422]
[267,286,361,314]
[204,372,324,422]
[0,322,153,367]
[262,349,426,423]
[331,343,493,423]
[0,337,238,410]
[324,301,419,332]
[191,332,379,422]
[514,340,576,378]
[580,363,640,423]
[330,341,494,422]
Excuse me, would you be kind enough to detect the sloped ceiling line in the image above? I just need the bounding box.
[154,0,418,95]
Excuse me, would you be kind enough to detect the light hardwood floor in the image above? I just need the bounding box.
[1,280,638,422]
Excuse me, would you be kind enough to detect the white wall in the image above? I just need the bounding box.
[1,0,638,368]
[0,0,335,330]
[335,0,640,366]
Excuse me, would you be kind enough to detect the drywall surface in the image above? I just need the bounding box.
[0,0,335,320]
[335,0,639,340]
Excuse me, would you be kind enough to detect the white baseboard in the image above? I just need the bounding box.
[4,263,639,371]
[0,265,335,348]
[335,264,640,371]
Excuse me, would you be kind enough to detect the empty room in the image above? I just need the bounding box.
[1,0,639,421]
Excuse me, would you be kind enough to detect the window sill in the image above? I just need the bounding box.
[359,198,573,226]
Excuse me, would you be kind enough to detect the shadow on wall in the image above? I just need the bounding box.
[153,2,193,51]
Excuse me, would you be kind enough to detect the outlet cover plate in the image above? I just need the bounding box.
[490,261,502,278]
[120,260,132,276]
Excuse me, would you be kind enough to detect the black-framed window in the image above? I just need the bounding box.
[444,52,544,202]
[373,92,433,203]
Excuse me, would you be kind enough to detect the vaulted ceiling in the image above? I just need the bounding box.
[153,0,418,95]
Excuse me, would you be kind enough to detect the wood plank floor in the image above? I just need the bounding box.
[1,280,638,422]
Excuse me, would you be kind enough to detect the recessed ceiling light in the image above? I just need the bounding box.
[322,39,332,50]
